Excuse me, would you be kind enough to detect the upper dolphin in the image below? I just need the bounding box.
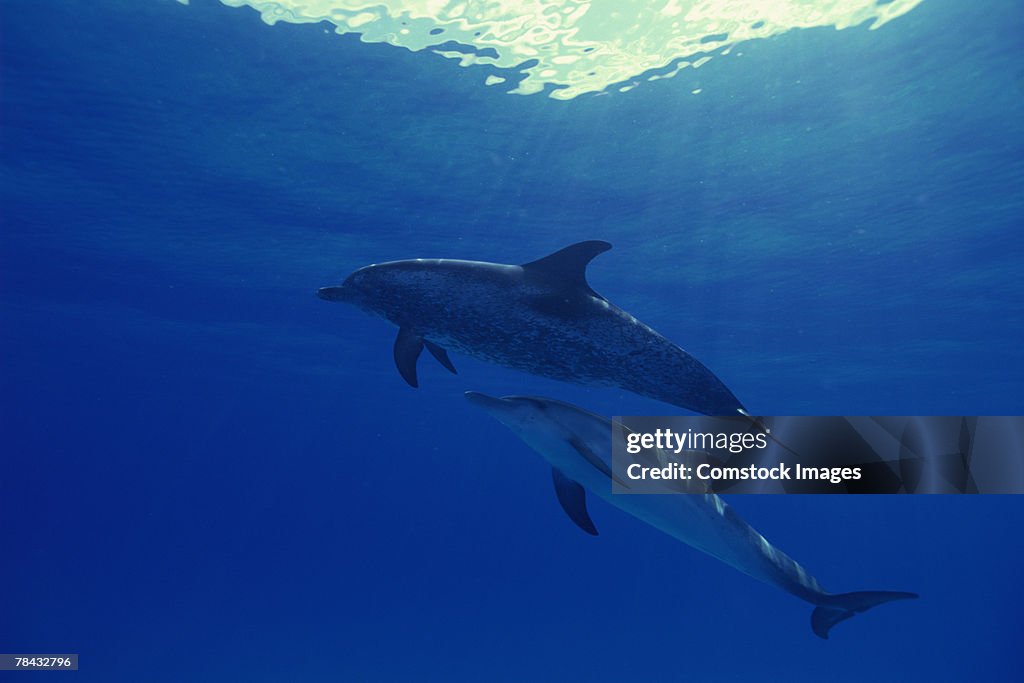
[318,241,744,415]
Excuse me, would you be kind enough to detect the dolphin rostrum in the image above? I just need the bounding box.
[465,391,917,639]
[318,241,744,415]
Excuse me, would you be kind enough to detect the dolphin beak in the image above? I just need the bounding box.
[464,391,508,414]
[317,286,348,302]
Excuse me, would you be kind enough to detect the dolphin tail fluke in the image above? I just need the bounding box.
[811,590,918,639]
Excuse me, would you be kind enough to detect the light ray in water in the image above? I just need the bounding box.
[211,0,925,99]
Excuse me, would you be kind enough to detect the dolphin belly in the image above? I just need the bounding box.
[410,289,743,415]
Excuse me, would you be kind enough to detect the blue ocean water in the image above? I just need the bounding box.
[1,0,1022,680]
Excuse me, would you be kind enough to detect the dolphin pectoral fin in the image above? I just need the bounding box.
[569,437,630,489]
[551,468,598,536]
[393,327,424,388]
[520,241,612,297]
[424,340,457,375]
[811,591,918,639]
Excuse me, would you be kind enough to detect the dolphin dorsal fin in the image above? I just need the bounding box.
[521,241,611,295]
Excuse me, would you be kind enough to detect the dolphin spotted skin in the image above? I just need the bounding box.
[464,391,917,639]
[319,241,744,415]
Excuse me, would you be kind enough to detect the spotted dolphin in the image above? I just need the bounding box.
[318,241,743,415]
[464,391,917,638]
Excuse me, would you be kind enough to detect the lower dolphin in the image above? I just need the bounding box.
[465,391,917,638]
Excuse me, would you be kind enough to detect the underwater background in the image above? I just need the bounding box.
[1,0,1022,680]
